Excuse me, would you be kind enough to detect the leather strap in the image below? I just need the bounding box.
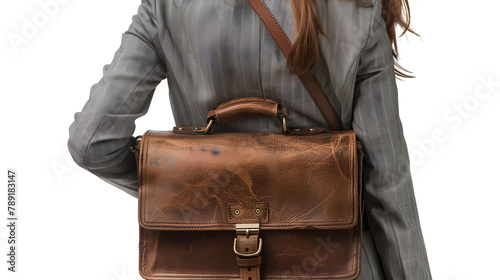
[235,235,261,280]
[245,0,344,131]
[237,256,261,280]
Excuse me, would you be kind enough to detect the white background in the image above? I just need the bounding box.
[1,0,499,279]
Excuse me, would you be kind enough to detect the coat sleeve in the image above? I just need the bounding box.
[67,0,166,198]
[351,3,433,279]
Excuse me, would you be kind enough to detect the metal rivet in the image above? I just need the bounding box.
[255,208,261,214]
[234,209,240,215]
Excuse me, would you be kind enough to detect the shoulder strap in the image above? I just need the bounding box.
[246,0,344,131]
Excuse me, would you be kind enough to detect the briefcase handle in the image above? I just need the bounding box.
[204,97,290,133]
[170,97,325,135]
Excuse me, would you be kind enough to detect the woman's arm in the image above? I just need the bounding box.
[67,0,166,197]
[352,2,432,279]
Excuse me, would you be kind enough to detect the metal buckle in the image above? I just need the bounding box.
[129,135,142,153]
[282,116,288,133]
[203,118,214,134]
[233,223,263,257]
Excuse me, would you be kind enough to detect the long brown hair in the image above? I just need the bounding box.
[288,0,418,78]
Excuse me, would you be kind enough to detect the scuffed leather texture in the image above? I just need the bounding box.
[138,131,359,230]
[137,129,364,279]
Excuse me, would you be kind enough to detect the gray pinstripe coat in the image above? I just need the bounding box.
[68,0,432,279]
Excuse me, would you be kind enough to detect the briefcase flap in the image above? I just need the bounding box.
[138,130,360,231]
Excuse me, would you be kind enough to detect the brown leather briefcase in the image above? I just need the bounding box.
[134,97,364,280]
[133,1,364,279]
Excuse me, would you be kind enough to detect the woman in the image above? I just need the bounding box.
[68,0,432,279]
